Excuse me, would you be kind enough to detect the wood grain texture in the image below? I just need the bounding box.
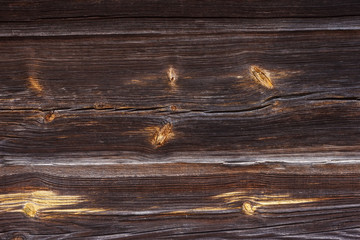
[1,0,360,239]
[1,0,360,20]
[1,164,360,239]
[1,100,359,165]
[0,19,359,164]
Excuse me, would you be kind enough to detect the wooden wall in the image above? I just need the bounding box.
[1,1,359,239]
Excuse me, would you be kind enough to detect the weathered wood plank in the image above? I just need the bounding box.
[0,19,359,164]
[1,163,360,239]
[1,99,359,164]
[1,26,359,111]
[1,2,360,239]
[1,0,360,21]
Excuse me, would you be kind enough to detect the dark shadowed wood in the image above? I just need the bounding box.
[0,0,359,239]
[1,0,360,20]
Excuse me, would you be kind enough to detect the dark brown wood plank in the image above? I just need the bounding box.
[1,0,360,21]
[1,99,359,164]
[1,23,359,111]
[0,19,359,164]
[1,163,360,239]
[1,2,360,239]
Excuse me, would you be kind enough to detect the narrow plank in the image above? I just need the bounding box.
[1,17,360,38]
[1,99,359,164]
[1,0,360,21]
[1,163,360,239]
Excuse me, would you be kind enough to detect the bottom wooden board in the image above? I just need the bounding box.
[0,163,359,239]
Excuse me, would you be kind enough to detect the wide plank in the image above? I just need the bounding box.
[0,21,359,111]
[1,19,359,164]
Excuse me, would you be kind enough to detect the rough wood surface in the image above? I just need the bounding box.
[0,0,359,239]
[1,0,360,20]
[1,163,360,239]
[1,19,359,164]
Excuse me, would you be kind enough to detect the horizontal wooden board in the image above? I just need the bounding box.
[1,4,360,239]
[1,17,360,38]
[1,163,360,239]
[0,19,359,164]
[1,0,360,20]
[1,20,359,111]
[1,99,359,164]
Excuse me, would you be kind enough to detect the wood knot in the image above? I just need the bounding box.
[11,235,25,240]
[242,201,255,215]
[23,202,38,218]
[44,111,56,123]
[152,123,174,147]
[250,65,274,89]
[170,105,177,111]
[167,66,177,87]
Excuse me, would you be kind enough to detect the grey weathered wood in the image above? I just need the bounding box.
[1,17,360,38]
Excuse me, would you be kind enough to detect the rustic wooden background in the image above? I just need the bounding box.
[1,0,360,239]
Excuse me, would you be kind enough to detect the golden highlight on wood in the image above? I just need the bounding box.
[163,191,328,217]
[28,76,43,93]
[256,198,322,206]
[152,123,174,147]
[167,66,177,86]
[213,191,327,215]
[250,65,274,89]
[0,190,105,219]
[212,191,245,199]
